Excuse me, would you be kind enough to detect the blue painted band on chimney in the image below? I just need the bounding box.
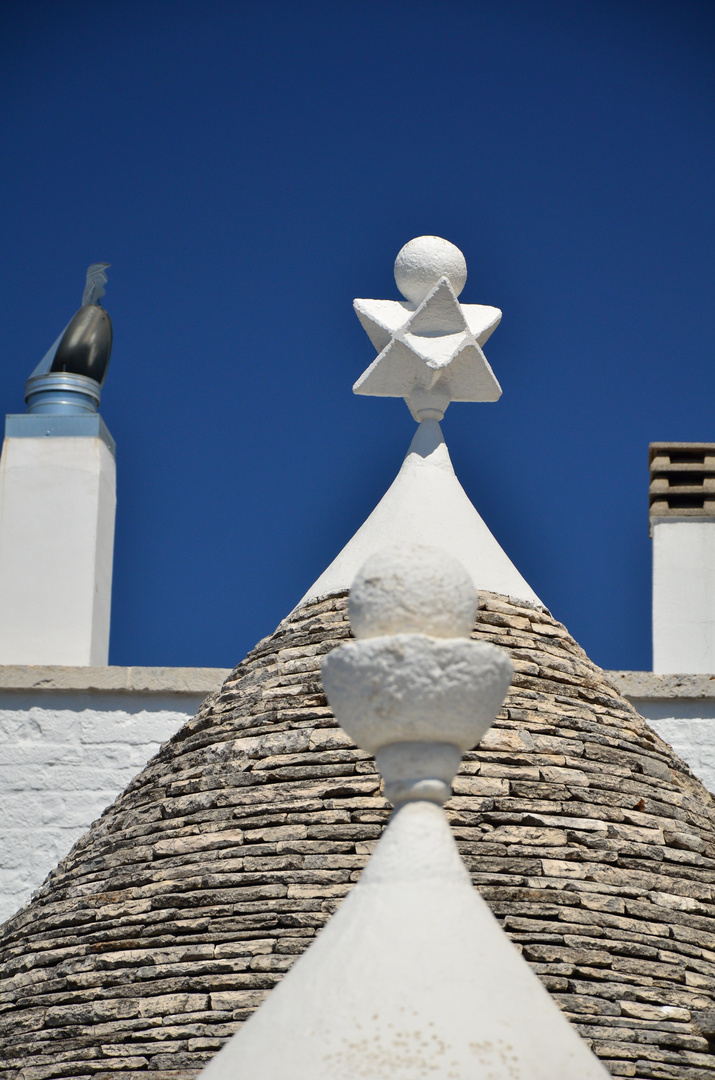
[3,413,116,457]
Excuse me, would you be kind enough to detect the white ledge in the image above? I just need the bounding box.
[0,666,231,694]
[606,671,715,700]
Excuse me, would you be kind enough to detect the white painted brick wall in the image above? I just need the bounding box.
[4,668,714,928]
[637,705,715,795]
[606,674,715,798]
[0,692,204,924]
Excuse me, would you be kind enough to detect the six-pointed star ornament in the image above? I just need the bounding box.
[353,236,502,422]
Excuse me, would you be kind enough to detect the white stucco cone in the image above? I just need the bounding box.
[298,419,541,608]
[201,800,608,1080]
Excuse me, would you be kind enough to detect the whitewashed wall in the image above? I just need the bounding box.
[3,665,713,927]
[0,433,117,666]
[607,672,715,795]
[0,667,228,924]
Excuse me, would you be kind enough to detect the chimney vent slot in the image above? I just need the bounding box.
[666,494,706,510]
[669,450,706,464]
[649,443,715,520]
[668,473,706,488]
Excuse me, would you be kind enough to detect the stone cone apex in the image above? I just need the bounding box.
[201,801,608,1080]
[298,419,541,609]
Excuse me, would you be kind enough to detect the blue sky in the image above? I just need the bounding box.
[1,0,714,670]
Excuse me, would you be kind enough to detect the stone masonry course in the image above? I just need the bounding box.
[1,593,715,1078]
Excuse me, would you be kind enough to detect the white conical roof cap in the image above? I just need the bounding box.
[200,801,608,1080]
[298,419,541,608]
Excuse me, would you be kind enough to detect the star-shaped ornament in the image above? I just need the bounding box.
[353,236,502,422]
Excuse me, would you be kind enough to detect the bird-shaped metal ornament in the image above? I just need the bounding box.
[30,264,113,385]
[81,263,110,308]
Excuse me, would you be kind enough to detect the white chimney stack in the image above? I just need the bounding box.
[650,442,715,673]
[0,265,116,666]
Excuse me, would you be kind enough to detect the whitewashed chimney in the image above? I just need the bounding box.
[0,264,116,665]
[650,442,715,673]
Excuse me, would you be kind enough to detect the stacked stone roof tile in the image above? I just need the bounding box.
[2,592,715,1079]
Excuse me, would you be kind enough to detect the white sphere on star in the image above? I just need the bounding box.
[394,236,468,305]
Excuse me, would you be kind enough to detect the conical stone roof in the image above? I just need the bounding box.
[2,590,715,1080]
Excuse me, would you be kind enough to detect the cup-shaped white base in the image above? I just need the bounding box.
[321,634,513,756]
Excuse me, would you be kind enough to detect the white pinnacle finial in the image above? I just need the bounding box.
[353,236,503,421]
[394,236,467,304]
[348,542,478,638]
[199,546,609,1080]
[199,548,609,1080]
[321,544,513,805]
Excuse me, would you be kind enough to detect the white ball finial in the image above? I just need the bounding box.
[349,544,477,640]
[319,544,516,807]
[394,236,468,305]
[321,544,513,806]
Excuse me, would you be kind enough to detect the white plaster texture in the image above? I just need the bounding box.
[202,801,609,1080]
[645,708,715,795]
[298,420,542,608]
[354,236,502,421]
[0,435,116,665]
[348,543,477,638]
[323,545,512,806]
[652,519,715,673]
[394,235,468,303]
[323,636,512,758]
[0,690,206,923]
